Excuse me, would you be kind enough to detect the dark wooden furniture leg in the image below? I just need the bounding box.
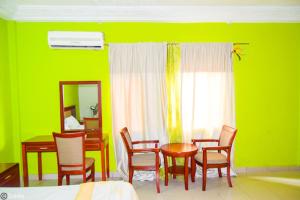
[218,168,222,177]
[58,171,62,186]
[184,156,189,190]
[22,144,29,187]
[172,157,176,179]
[202,165,207,191]
[106,143,110,178]
[92,163,95,181]
[163,154,168,186]
[191,155,196,182]
[83,173,87,183]
[155,153,160,193]
[38,152,42,181]
[66,174,70,185]
[129,168,133,184]
[100,142,106,181]
[227,165,232,187]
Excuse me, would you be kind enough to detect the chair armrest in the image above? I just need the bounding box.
[132,140,159,145]
[201,146,231,164]
[132,140,159,148]
[132,148,160,153]
[202,146,231,151]
[192,139,219,144]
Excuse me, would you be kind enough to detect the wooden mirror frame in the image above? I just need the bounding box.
[59,81,102,139]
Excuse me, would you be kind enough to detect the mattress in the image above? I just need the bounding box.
[0,181,139,200]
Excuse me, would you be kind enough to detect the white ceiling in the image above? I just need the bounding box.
[12,0,300,6]
[1,0,300,22]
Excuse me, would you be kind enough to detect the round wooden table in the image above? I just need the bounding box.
[160,143,198,190]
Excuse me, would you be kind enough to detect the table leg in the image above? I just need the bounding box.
[191,155,195,182]
[184,156,189,190]
[66,175,70,185]
[163,154,168,186]
[38,152,42,181]
[100,142,106,181]
[22,144,29,187]
[172,157,176,179]
[106,143,110,178]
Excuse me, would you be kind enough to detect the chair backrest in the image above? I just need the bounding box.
[120,127,133,153]
[219,125,237,147]
[83,118,100,138]
[53,132,86,168]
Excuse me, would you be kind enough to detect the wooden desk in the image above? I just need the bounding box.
[21,135,109,187]
[160,143,198,190]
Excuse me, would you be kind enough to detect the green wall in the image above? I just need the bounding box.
[0,18,14,162]
[233,24,300,167]
[63,85,80,120]
[2,22,300,174]
[298,39,300,166]
[63,85,79,108]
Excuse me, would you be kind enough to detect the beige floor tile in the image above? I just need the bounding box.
[27,171,300,200]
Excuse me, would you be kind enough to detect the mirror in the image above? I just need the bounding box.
[59,81,102,138]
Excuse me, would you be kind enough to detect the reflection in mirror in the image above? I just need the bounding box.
[63,84,98,128]
[59,81,102,138]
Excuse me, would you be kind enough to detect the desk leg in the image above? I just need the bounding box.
[38,152,42,181]
[22,144,29,187]
[100,143,106,181]
[172,157,176,179]
[163,154,168,186]
[106,143,110,178]
[184,156,189,190]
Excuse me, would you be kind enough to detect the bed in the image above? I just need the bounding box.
[0,181,139,200]
[64,105,77,119]
[64,105,85,130]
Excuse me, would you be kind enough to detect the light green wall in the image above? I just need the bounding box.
[0,18,14,162]
[298,39,300,166]
[63,85,79,107]
[63,85,80,120]
[233,24,300,167]
[2,22,300,174]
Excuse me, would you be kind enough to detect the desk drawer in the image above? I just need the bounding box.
[0,164,20,187]
[26,144,56,152]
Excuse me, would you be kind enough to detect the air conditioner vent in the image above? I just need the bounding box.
[48,31,104,50]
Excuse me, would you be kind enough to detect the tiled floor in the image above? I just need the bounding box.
[29,171,300,200]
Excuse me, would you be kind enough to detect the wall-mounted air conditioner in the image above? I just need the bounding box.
[48,31,104,50]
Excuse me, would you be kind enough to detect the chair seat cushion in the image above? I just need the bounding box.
[62,157,95,171]
[195,152,227,164]
[132,153,159,167]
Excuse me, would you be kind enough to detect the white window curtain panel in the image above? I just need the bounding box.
[109,43,168,180]
[181,43,236,176]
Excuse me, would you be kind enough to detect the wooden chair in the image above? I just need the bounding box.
[53,132,95,185]
[192,125,237,191]
[83,118,100,138]
[120,127,161,193]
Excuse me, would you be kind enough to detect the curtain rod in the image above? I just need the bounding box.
[104,42,249,46]
[233,42,249,45]
[165,42,249,45]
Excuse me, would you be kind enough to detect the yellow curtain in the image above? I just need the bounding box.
[166,44,182,143]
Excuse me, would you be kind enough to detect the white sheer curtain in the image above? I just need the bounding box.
[109,43,168,180]
[181,43,236,176]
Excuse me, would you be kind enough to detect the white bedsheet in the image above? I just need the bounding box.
[0,181,139,200]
